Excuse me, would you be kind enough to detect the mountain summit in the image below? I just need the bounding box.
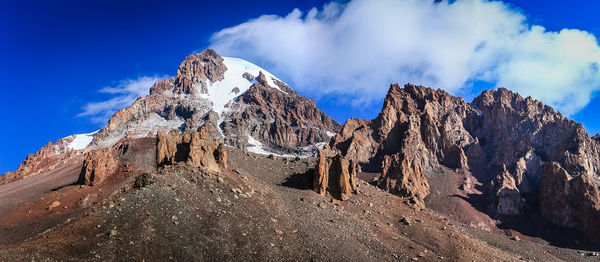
[1,49,340,184]
[95,49,340,154]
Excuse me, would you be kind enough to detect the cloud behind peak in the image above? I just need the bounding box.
[210,0,600,116]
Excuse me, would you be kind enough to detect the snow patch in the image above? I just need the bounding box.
[96,113,184,149]
[68,131,97,150]
[326,131,337,137]
[246,135,274,155]
[246,135,327,158]
[202,57,288,118]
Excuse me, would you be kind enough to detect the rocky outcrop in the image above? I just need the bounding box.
[331,83,476,207]
[92,48,339,156]
[215,143,228,170]
[380,153,430,209]
[79,148,118,186]
[540,162,600,238]
[173,49,227,96]
[489,165,524,215]
[313,145,358,200]
[149,78,175,95]
[330,83,600,237]
[224,82,340,154]
[156,126,227,173]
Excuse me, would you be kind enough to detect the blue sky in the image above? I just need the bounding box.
[2,0,600,173]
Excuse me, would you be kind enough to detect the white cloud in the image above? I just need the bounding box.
[78,76,166,124]
[209,0,600,116]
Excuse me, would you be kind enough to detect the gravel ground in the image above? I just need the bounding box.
[0,147,598,261]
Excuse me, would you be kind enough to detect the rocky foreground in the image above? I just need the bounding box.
[1,135,599,261]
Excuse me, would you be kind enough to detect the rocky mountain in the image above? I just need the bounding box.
[2,49,339,183]
[93,49,339,155]
[330,83,600,238]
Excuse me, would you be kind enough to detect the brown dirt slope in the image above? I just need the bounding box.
[0,146,598,261]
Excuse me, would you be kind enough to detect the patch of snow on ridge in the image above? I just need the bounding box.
[68,131,97,150]
[54,130,98,153]
[205,57,287,117]
[246,135,327,158]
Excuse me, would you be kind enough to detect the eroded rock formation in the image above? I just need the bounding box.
[489,165,524,215]
[156,126,228,173]
[330,83,600,237]
[79,148,118,186]
[313,145,358,200]
[173,49,227,95]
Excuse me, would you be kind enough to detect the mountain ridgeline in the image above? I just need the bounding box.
[330,83,600,238]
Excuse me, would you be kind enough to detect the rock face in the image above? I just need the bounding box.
[313,145,358,200]
[79,148,118,186]
[156,126,228,173]
[540,162,600,238]
[173,49,227,96]
[489,165,524,215]
[93,49,340,157]
[380,153,430,209]
[224,80,339,154]
[330,83,600,237]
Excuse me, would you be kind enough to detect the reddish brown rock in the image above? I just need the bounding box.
[540,162,600,238]
[223,81,340,154]
[149,78,175,95]
[331,83,600,237]
[173,49,227,96]
[156,126,227,173]
[156,130,184,166]
[380,153,430,209]
[313,146,358,200]
[79,148,118,186]
[215,143,228,169]
[187,131,220,173]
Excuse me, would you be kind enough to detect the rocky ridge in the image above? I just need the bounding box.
[1,132,97,185]
[331,83,600,238]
